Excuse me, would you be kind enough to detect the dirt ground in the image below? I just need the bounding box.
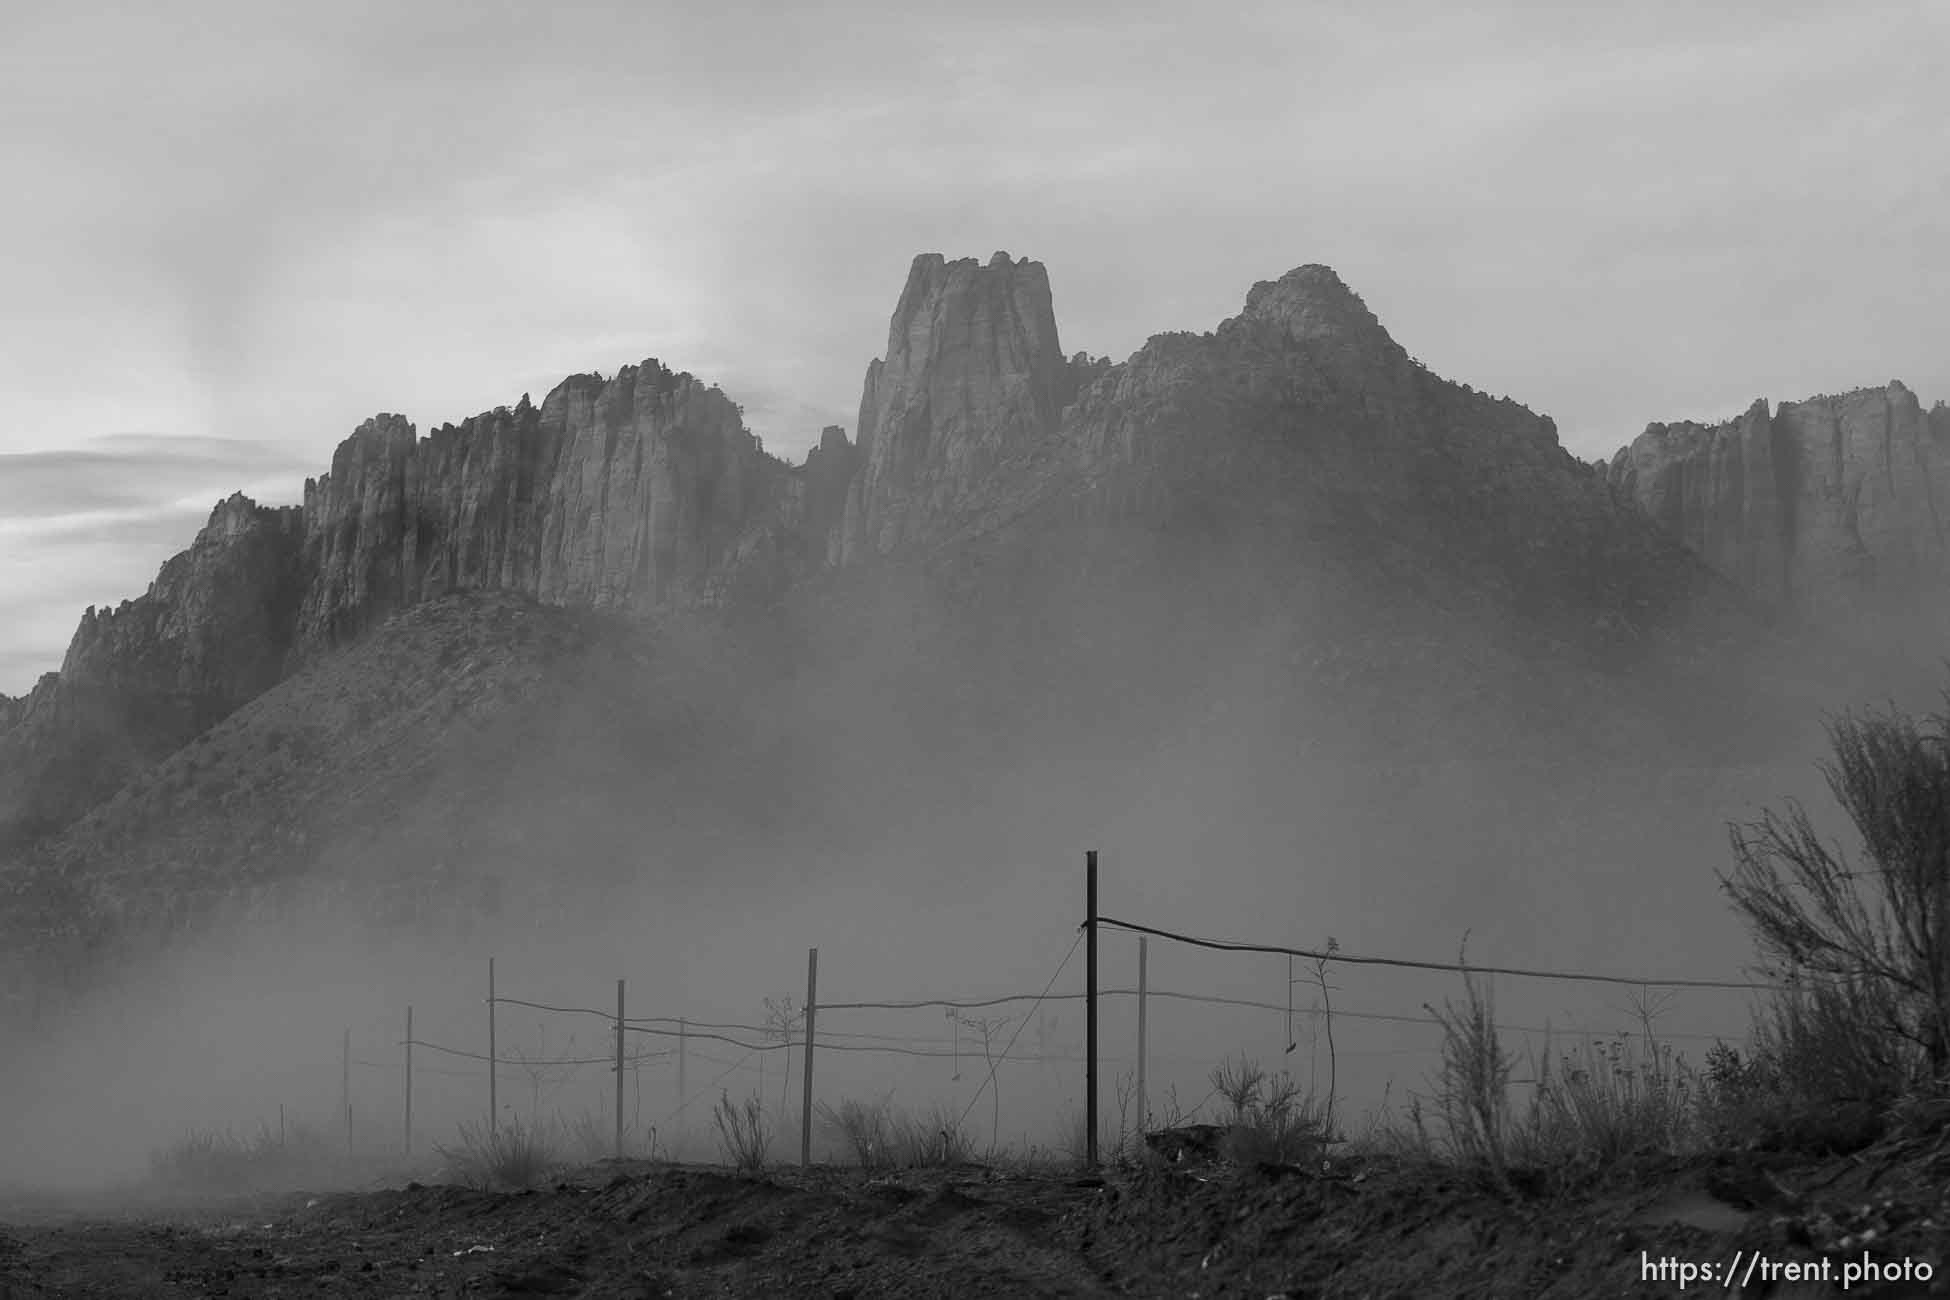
[2,1139,1948,1299]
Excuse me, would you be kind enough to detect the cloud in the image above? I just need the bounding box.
[0,435,314,694]
[0,436,307,518]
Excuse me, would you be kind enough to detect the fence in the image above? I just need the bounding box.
[323,849,1776,1172]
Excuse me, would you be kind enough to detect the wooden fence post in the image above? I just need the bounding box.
[802,948,817,1167]
[1086,849,1098,1170]
[404,1004,414,1157]
[615,978,626,1160]
[488,957,498,1135]
[342,1027,352,1157]
[1137,935,1148,1136]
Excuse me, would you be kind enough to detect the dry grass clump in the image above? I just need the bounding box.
[148,1118,339,1195]
[1208,1055,1333,1167]
[818,1096,974,1169]
[1519,1029,1696,1168]
[1691,980,1906,1154]
[1422,966,1516,1186]
[817,1096,894,1169]
[434,1116,559,1191]
[894,1104,974,1167]
[713,1091,770,1173]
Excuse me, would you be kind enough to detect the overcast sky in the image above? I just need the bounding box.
[3,0,1946,695]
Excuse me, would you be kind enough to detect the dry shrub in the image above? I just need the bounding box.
[1208,1054,1332,1167]
[1425,966,1516,1186]
[1697,980,1902,1153]
[1723,701,1950,1092]
[817,1097,894,1169]
[713,1091,770,1173]
[149,1118,338,1195]
[891,1103,972,1167]
[1518,1030,1697,1168]
[434,1116,558,1191]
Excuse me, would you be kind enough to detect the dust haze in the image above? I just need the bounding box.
[2,513,1933,1198]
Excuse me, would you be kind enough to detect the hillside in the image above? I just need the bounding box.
[3,1140,1947,1298]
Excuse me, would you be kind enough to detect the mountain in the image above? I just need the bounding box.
[1606,381,1950,617]
[0,494,303,848]
[0,250,1876,1004]
[0,363,854,846]
[830,257,1775,764]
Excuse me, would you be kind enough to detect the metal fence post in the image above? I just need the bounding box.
[615,978,626,1159]
[1086,849,1098,1169]
[802,948,818,1167]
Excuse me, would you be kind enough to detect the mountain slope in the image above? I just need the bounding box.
[0,251,1868,999]
[0,495,303,849]
[0,364,844,844]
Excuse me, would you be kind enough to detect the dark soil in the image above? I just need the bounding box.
[2,1140,1948,1298]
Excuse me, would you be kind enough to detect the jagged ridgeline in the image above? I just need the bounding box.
[1607,384,1950,617]
[0,250,1929,998]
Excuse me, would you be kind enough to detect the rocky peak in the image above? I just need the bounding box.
[1237,265,1393,348]
[60,494,304,691]
[841,251,1071,560]
[787,426,859,566]
[0,493,305,843]
[0,682,41,738]
[812,424,851,459]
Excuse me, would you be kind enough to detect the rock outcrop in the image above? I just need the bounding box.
[0,688,29,738]
[2,361,853,842]
[840,252,1075,561]
[0,494,303,843]
[297,363,787,651]
[63,492,305,711]
[802,425,860,564]
[1608,382,1950,615]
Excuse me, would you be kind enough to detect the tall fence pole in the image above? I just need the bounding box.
[615,978,626,1160]
[678,1017,687,1152]
[1086,849,1098,1170]
[488,957,498,1135]
[1136,935,1148,1135]
[802,947,818,1168]
[404,1004,414,1158]
[342,1027,352,1156]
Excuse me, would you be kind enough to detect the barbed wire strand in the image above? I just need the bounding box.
[1095,915,1786,991]
[479,981,1744,1062]
[401,1036,664,1068]
[820,986,1742,1044]
[489,996,773,1037]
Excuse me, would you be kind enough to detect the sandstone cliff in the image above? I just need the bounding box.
[297,362,792,651]
[0,361,859,842]
[0,494,303,843]
[1607,382,1950,615]
[840,252,1077,561]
